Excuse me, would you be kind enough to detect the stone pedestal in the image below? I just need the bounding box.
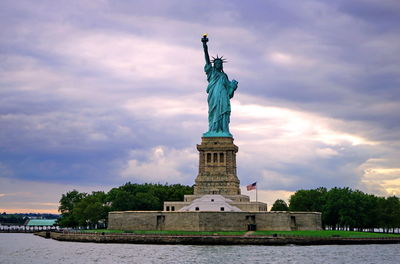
[165,136,268,212]
[194,137,241,195]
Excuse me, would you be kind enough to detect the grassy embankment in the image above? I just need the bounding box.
[253,230,400,238]
[81,229,400,238]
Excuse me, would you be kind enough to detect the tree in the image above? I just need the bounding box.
[322,187,352,230]
[108,190,136,211]
[363,194,380,231]
[134,192,160,210]
[379,196,400,233]
[107,182,193,211]
[57,190,86,228]
[72,191,110,229]
[289,187,327,212]
[271,199,289,211]
[57,182,194,229]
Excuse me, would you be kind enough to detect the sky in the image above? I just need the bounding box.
[1,0,400,213]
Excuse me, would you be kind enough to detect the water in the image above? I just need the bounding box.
[0,233,399,264]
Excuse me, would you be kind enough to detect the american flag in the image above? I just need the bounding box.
[246,182,257,191]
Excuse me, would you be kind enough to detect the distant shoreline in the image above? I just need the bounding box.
[0,230,38,233]
[34,231,400,246]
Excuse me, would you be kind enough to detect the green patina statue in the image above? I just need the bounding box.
[202,34,238,138]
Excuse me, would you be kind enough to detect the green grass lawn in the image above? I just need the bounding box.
[253,230,400,238]
[80,229,400,238]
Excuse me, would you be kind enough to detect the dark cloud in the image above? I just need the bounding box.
[1,0,399,211]
[334,0,400,30]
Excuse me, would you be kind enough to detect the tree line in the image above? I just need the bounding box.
[0,213,58,225]
[57,182,193,228]
[271,187,400,233]
[0,213,28,225]
[58,183,399,232]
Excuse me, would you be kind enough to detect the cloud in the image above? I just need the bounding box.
[357,158,400,196]
[0,177,113,213]
[268,51,317,68]
[121,146,197,185]
[0,0,399,213]
[229,97,393,193]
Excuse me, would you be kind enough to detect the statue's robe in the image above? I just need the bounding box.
[204,63,237,137]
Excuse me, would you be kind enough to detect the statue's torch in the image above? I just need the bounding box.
[201,33,209,43]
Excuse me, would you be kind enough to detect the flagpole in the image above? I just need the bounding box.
[256,185,258,202]
[246,182,258,202]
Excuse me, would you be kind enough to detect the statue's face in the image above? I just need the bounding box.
[214,60,223,71]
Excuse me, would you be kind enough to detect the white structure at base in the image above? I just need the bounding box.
[179,195,242,212]
[164,193,268,212]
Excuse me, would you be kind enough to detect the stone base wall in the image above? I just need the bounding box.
[233,202,268,212]
[163,201,190,211]
[108,211,322,231]
[290,212,323,231]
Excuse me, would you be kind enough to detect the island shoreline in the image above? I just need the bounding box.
[34,231,400,246]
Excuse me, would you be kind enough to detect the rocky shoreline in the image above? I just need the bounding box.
[35,231,400,246]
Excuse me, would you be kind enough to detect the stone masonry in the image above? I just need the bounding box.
[164,136,268,212]
[108,211,322,231]
[194,137,240,195]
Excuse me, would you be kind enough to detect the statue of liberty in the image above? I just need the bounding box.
[202,34,238,137]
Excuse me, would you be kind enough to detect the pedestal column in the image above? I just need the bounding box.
[194,137,241,195]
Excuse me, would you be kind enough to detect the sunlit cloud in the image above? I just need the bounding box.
[268,51,316,67]
[120,146,197,185]
[0,208,60,214]
[233,99,376,147]
[0,0,399,213]
[0,177,113,214]
[358,158,400,196]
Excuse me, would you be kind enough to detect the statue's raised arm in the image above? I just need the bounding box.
[201,34,211,65]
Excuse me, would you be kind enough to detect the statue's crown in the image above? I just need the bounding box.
[212,55,227,63]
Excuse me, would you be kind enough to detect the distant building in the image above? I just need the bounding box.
[25,219,57,230]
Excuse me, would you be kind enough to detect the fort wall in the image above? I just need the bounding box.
[108,211,322,231]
